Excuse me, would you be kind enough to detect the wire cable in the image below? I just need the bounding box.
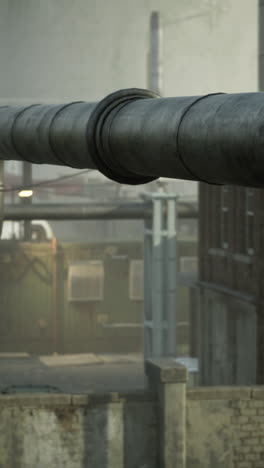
[0,168,96,192]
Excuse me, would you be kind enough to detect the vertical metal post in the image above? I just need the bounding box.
[51,237,59,353]
[0,161,4,237]
[143,193,178,362]
[22,162,32,241]
[144,215,152,361]
[152,197,163,357]
[166,197,177,355]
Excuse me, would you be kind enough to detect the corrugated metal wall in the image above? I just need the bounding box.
[0,241,54,353]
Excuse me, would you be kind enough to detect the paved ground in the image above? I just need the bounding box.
[0,353,146,394]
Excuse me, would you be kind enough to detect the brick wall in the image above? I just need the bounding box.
[230,389,264,468]
[187,386,264,468]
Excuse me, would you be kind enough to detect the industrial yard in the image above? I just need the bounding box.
[0,1,262,467]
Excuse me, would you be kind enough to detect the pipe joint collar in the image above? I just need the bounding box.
[87,88,159,185]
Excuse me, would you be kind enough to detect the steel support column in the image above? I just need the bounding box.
[144,193,178,360]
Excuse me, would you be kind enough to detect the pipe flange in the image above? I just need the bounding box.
[87,88,160,185]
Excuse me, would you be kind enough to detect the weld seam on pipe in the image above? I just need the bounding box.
[48,102,84,168]
[11,104,41,163]
[176,93,225,184]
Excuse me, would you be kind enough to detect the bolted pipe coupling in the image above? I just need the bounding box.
[87,88,160,185]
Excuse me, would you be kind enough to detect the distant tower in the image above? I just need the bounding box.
[147,11,163,96]
[148,11,164,193]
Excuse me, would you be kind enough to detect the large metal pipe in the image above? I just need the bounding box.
[3,202,198,221]
[2,89,264,187]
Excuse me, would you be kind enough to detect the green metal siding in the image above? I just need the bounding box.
[0,238,197,354]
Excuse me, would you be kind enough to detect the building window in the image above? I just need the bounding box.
[245,188,255,255]
[180,256,198,274]
[129,260,144,301]
[68,260,104,302]
[221,186,229,249]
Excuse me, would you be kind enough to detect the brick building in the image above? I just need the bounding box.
[197,184,264,385]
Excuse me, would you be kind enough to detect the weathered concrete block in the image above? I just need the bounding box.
[241,408,257,417]
[245,452,261,461]
[249,400,264,408]
[146,358,187,468]
[249,443,264,453]
[160,383,186,468]
[241,423,257,431]
[235,445,251,454]
[242,438,260,446]
[230,399,250,409]
[235,462,254,468]
[145,358,187,384]
[230,415,249,424]
[252,387,264,399]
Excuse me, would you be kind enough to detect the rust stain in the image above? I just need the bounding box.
[54,408,76,431]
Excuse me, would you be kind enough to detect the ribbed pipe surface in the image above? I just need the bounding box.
[0,102,96,168]
[1,89,264,187]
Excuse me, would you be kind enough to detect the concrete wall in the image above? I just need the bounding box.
[0,392,158,468]
[3,360,264,468]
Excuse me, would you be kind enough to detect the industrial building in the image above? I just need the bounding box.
[195,0,264,386]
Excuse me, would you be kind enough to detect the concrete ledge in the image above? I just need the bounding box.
[187,386,252,400]
[3,386,263,407]
[145,358,187,384]
[0,394,72,407]
[71,393,123,406]
[0,390,156,408]
[71,390,155,406]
